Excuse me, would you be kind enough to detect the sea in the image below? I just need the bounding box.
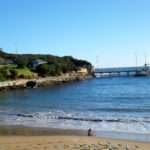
[0,76,150,141]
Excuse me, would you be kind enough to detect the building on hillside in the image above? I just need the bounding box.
[28,59,47,69]
[77,67,89,75]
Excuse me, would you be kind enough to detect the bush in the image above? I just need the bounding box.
[9,69,18,79]
[36,64,50,76]
[0,72,6,81]
[0,67,11,80]
[15,57,28,68]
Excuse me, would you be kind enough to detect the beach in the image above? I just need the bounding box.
[0,135,150,150]
[1,77,150,149]
[0,126,150,150]
[1,0,150,149]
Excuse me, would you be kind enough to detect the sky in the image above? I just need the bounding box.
[0,0,150,67]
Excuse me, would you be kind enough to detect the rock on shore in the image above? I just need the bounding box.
[0,73,92,91]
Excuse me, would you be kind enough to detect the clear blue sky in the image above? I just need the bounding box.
[0,0,150,67]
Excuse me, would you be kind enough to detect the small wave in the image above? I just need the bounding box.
[1,111,150,135]
[5,111,150,125]
[87,108,150,112]
[13,112,150,123]
[0,112,34,118]
[114,96,150,100]
[58,116,120,122]
[57,116,150,123]
[16,113,33,118]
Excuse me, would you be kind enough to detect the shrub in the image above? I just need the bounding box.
[0,72,6,81]
[9,69,18,79]
[15,57,28,68]
[36,64,50,76]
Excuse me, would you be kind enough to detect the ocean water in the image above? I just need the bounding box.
[0,77,150,140]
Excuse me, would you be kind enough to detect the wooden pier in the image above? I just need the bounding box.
[94,65,150,77]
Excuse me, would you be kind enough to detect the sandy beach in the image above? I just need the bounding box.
[0,126,149,150]
[0,135,150,150]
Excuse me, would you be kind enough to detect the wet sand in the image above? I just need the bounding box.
[0,125,87,136]
[0,125,150,150]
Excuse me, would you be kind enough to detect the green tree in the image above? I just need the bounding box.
[15,57,28,68]
[36,64,50,76]
[48,64,57,76]
[0,72,6,81]
[9,69,18,79]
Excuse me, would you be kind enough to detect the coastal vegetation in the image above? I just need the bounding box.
[0,49,92,81]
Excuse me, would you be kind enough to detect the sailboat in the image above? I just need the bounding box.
[134,52,150,76]
[134,63,150,77]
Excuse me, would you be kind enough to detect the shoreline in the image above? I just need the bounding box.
[0,126,150,150]
[0,125,150,142]
[0,125,150,150]
[0,125,87,136]
[0,73,93,91]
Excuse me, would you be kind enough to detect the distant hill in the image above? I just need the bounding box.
[0,48,92,69]
[0,48,92,81]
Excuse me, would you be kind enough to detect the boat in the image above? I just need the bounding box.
[134,64,150,77]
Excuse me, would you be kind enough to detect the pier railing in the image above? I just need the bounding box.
[94,66,150,77]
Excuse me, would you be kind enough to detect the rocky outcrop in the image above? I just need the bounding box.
[0,73,92,91]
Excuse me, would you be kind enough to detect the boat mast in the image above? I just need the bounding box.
[144,52,147,67]
[135,52,138,71]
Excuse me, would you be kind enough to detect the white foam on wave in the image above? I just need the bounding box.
[1,110,150,135]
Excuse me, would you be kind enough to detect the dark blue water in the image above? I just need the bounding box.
[0,77,150,137]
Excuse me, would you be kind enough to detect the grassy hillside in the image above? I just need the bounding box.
[0,49,92,81]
